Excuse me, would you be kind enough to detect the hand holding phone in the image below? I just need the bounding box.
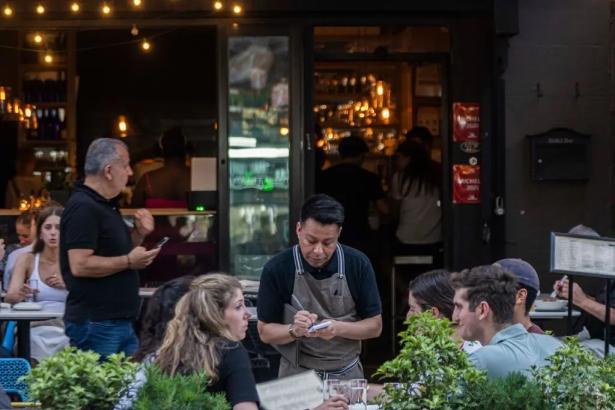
[155,237,170,248]
[308,320,332,333]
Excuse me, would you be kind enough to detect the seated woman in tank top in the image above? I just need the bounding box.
[5,205,69,362]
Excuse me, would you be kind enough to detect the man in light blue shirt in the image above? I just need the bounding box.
[451,265,562,378]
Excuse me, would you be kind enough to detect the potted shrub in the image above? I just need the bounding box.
[22,347,138,410]
[532,337,615,410]
[374,312,485,409]
[133,364,230,410]
[462,372,551,410]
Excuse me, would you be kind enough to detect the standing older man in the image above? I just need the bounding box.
[61,138,160,358]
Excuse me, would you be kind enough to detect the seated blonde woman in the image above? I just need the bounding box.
[5,206,69,362]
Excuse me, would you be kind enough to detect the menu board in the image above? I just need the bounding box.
[551,232,615,279]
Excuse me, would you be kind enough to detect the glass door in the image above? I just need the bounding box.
[225,34,291,279]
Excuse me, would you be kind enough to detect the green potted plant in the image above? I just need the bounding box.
[462,372,551,410]
[133,364,230,410]
[22,347,138,410]
[532,337,615,410]
[374,312,485,410]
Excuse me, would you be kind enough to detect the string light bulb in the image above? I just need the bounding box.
[117,115,128,137]
[43,52,53,64]
[70,2,80,13]
[130,24,139,36]
[3,4,12,17]
[36,3,45,15]
[213,1,223,11]
[141,39,151,52]
[33,33,43,44]
[232,4,242,14]
[101,2,111,15]
[132,0,142,7]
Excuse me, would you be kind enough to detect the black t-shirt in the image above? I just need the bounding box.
[257,244,382,324]
[318,163,385,243]
[209,342,259,406]
[60,182,139,322]
[585,282,615,344]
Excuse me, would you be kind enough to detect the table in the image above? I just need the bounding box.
[0,307,64,361]
[529,309,581,320]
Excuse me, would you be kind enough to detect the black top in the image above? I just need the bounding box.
[317,163,385,244]
[585,282,615,345]
[210,342,260,406]
[60,182,139,322]
[257,244,382,324]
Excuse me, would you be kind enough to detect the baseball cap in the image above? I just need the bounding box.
[493,258,540,292]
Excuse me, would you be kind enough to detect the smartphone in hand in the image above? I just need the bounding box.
[155,237,170,248]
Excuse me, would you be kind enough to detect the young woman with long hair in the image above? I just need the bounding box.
[5,205,69,361]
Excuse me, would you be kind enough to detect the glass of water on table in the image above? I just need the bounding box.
[27,279,38,302]
[349,378,368,409]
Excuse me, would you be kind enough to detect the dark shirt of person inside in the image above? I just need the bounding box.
[132,127,190,208]
[317,135,387,253]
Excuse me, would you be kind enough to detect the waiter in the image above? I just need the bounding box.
[257,194,382,379]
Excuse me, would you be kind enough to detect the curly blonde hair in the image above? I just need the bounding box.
[155,273,243,382]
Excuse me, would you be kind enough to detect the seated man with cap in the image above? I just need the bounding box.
[494,258,544,334]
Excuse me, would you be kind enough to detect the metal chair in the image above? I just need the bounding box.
[1,321,17,355]
[0,358,31,401]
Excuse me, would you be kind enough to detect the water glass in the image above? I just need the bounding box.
[27,279,38,302]
[349,378,368,409]
[323,379,345,400]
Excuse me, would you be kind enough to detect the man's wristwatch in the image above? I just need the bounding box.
[288,324,300,339]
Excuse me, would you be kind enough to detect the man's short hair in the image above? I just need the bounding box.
[84,138,128,176]
[450,265,518,325]
[300,194,344,227]
[160,127,187,159]
[338,135,368,159]
[494,258,540,315]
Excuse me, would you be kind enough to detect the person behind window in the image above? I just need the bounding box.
[132,127,190,208]
[5,147,45,209]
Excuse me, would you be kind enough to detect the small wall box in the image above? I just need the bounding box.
[527,128,590,182]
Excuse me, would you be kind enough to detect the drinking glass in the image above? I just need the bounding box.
[349,378,368,409]
[27,279,38,302]
[323,379,346,400]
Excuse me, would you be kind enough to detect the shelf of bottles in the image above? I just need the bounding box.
[313,69,400,157]
[20,32,69,142]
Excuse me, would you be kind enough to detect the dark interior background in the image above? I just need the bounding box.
[76,27,218,175]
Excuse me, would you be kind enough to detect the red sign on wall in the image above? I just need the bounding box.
[453,103,480,142]
[453,164,480,204]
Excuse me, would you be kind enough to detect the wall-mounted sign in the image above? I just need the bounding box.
[460,140,481,154]
[453,102,480,142]
[453,164,480,204]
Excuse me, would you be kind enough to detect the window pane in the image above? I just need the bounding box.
[228,36,290,279]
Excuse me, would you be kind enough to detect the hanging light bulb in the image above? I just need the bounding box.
[232,4,242,14]
[117,115,128,137]
[33,33,43,44]
[213,1,223,11]
[141,39,151,52]
[3,4,12,17]
[130,24,139,36]
[101,2,111,15]
[43,52,53,64]
[132,0,142,7]
[70,2,80,13]
[36,3,45,15]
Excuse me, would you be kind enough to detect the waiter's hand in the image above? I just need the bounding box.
[311,319,338,340]
[554,278,589,306]
[293,310,317,337]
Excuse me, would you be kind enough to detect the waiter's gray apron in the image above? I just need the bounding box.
[277,244,363,380]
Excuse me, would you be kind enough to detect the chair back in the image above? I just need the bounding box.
[1,321,17,354]
[0,358,31,401]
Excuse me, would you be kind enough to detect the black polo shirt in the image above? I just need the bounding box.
[60,182,139,322]
[257,244,382,324]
